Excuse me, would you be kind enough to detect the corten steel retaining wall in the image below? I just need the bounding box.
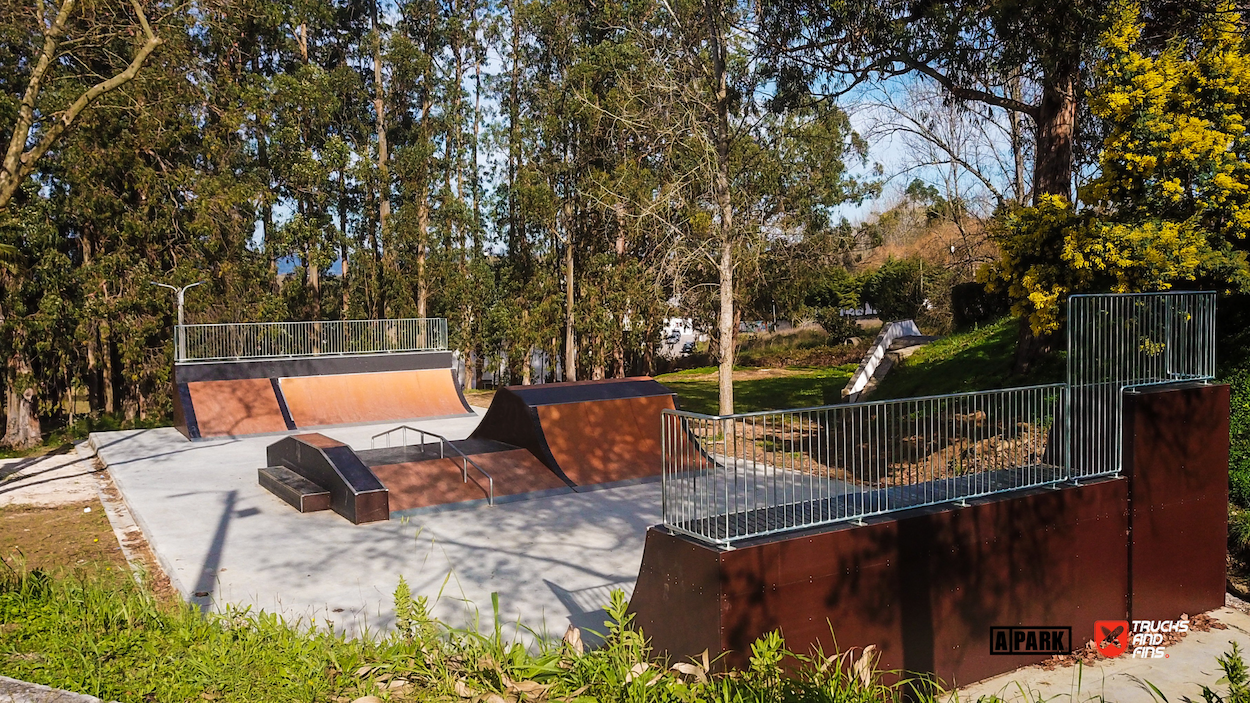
[1124,383,1229,621]
[628,382,1228,687]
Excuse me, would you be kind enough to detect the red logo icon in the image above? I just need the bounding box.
[1095,620,1130,658]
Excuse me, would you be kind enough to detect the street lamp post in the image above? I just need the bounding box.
[152,281,204,362]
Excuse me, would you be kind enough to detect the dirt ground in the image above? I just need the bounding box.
[462,388,495,408]
[0,500,127,574]
[0,444,175,598]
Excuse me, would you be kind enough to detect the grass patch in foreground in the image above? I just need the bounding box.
[657,365,858,415]
[872,317,1064,400]
[0,568,927,703]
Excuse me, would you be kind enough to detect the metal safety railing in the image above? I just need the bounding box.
[176,318,448,362]
[662,384,1066,545]
[662,291,1217,547]
[371,425,494,505]
[1068,292,1216,477]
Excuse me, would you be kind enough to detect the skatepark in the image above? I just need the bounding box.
[90,412,659,638]
[93,319,684,639]
[87,293,1234,688]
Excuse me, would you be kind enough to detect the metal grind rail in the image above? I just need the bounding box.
[177,318,448,362]
[663,291,1217,547]
[371,425,495,505]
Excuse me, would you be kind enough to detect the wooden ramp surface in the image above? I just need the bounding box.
[537,394,675,485]
[470,377,678,487]
[279,368,471,428]
[372,447,569,511]
[186,378,288,437]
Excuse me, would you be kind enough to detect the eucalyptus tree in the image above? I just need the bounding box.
[757,0,1095,203]
[586,0,870,413]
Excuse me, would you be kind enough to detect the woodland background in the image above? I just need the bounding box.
[2,0,1247,447]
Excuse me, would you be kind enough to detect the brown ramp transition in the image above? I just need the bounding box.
[185,378,289,437]
[470,377,678,488]
[280,368,472,428]
[369,441,571,513]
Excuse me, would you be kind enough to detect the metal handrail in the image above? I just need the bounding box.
[371,425,494,505]
[176,318,448,362]
[661,383,1068,546]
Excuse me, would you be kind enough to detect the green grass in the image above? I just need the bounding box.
[0,568,922,703]
[871,317,1065,400]
[657,365,858,415]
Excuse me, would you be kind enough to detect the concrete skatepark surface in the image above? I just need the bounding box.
[89,409,658,640]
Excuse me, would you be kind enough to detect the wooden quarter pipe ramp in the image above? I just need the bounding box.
[279,368,472,428]
[174,352,473,439]
[470,377,678,488]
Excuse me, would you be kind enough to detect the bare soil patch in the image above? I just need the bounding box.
[462,388,496,408]
[0,500,127,574]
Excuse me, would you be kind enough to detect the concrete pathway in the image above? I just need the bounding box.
[0,445,103,507]
[0,675,116,703]
[89,411,659,641]
[955,598,1250,702]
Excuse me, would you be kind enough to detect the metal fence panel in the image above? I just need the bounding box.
[177,318,448,362]
[1067,292,1216,477]
[662,291,1218,547]
[662,384,1067,546]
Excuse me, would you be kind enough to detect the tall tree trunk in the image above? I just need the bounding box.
[416,200,429,319]
[470,0,482,239]
[339,168,350,318]
[308,247,321,319]
[1008,75,1028,206]
[1014,64,1077,375]
[256,97,278,293]
[507,0,521,257]
[592,335,605,380]
[563,228,576,382]
[102,321,116,413]
[87,325,103,412]
[416,93,432,320]
[371,0,390,266]
[707,0,734,416]
[1031,67,1076,203]
[3,352,39,449]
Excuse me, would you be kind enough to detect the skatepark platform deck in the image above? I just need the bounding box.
[359,438,572,513]
[88,412,659,641]
[257,377,680,521]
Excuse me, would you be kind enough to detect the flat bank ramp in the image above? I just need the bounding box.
[278,368,473,428]
[470,377,677,488]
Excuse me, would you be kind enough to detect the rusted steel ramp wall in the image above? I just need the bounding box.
[469,377,677,488]
[173,351,470,439]
[629,382,1228,688]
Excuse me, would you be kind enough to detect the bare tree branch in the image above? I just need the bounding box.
[0,0,162,212]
